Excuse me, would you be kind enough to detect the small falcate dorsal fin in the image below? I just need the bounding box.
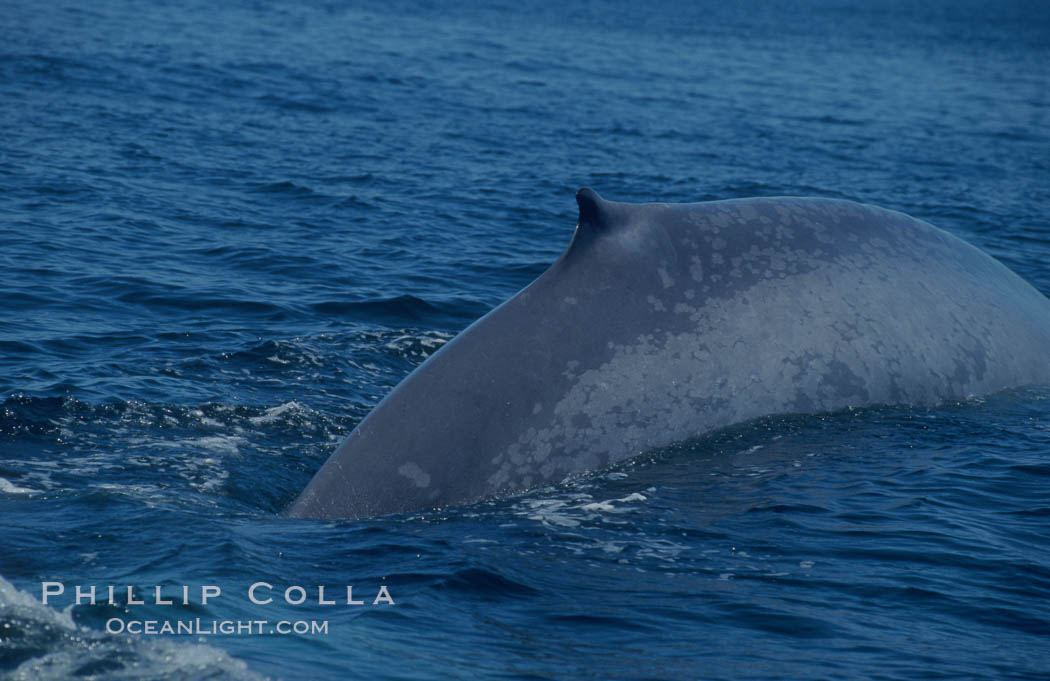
[575,187,610,236]
[563,187,623,261]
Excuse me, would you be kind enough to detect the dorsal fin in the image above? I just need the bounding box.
[576,187,610,234]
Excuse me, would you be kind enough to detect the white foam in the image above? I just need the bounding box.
[248,401,308,425]
[189,409,226,428]
[579,492,648,513]
[0,575,270,681]
[518,484,652,528]
[0,477,33,494]
[184,435,246,455]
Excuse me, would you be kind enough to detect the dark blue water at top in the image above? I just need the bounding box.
[2,0,1049,679]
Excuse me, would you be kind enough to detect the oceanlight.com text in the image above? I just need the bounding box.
[106,617,330,636]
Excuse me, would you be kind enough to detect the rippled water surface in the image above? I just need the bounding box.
[2,0,1049,679]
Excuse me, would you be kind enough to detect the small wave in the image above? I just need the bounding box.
[253,94,343,114]
[247,180,318,196]
[118,290,290,319]
[434,567,540,599]
[311,295,442,323]
[0,476,33,494]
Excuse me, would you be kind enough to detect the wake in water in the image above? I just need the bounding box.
[0,576,269,681]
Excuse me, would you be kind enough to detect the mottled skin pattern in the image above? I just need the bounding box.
[287,189,1050,519]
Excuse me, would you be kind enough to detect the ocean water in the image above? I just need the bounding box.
[2,0,1049,679]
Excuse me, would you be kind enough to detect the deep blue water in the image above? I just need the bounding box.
[2,0,1050,679]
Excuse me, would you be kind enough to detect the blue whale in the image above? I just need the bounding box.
[287,189,1050,519]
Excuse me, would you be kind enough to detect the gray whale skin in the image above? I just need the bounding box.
[287,189,1050,519]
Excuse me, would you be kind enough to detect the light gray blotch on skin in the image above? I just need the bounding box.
[711,210,733,229]
[398,462,431,488]
[658,266,674,288]
[689,255,704,282]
